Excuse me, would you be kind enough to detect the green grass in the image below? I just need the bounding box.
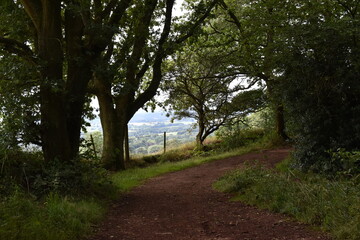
[214,165,360,239]
[0,191,104,240]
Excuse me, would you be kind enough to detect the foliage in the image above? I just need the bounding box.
[199,0,360,172]
[80,131,103,161]
[326,149,360,178]
[0,148,114,199]
[246,108,275,131]
[0,149,43,195]
[0,150,112,240]
[0,52,40,149]
[32,159,114,198]
[216,126,265,151]
[277,0,360,172]
[214,164,360,239]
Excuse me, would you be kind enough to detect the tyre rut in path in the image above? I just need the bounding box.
[88,148,331,240]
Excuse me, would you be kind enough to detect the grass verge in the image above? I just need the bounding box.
[0,191,104,240]
[213,165,360,239]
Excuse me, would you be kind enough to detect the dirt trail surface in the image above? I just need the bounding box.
[88,148,331,240]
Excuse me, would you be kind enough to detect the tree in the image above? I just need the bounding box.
[89,0,219,169]
[207,0,360,172]
[278,0,360,172]
[0,1,41,149]
[0,0,217,168]
[162,46,265,149]
[199,0,291,140]
[1,0,139,163]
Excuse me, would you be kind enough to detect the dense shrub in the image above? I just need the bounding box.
[0,149,43,196]
[217,127,265,151]
[280,2,360,173]
[326,149,360,178]
[0,148,114,198]
[32,159,114,198]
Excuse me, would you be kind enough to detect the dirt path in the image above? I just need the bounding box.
[88,148,331,240]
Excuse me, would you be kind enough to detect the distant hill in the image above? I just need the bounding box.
[130,111,170,123]
[85,110,197,154]
[87,110,195,132]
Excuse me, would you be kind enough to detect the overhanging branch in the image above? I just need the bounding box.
[0,37,37,65]
[173,0,219,47]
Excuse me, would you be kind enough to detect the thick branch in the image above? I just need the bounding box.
[130,0,175,118]
[108,0,133,26]
[20,0,42,32]
[218,0,242,33]
[174,0,218,46]
[0,37,37,64]
[125,0,157,89]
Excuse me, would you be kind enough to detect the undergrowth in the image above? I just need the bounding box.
[214,164,360,239]
[0,150,114,240]
[0,190,104,240]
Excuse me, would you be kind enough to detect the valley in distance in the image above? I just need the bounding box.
[86,110,197,155]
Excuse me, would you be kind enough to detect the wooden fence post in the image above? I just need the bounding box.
[164,131,166,153]
[125,124,130,163]
[90,134,97,159]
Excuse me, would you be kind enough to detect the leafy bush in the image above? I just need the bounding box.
[33,159,114,198]
[0,148,114,198]
[326,149,360,178]
[158,148,193,162]
[217,127,265,150]
[0,149,43,195]
[214,166,360,239]
[0,149,112,240]
[280,7,360,173]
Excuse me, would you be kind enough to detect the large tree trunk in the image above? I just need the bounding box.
[266,81,289,141]
[275,105,289,141]
[95,75,126,170]
[21,0,95,163]
[64,8,93,159]
[38,0,72,162]
[98,102,126,170]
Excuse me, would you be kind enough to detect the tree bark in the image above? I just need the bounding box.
[94,74,126,170]
[38,0,72,162]
[266,82,289,141]
[196,111,206,150]
[65,7,94,159]
[275,105,289,141]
